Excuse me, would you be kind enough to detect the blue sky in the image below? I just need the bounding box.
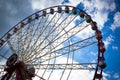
[0,0,120,80]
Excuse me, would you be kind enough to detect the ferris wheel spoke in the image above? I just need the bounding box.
[25,12,73,61]
[26,35,94,63]
[0,54,7,60]
[28,16,78,61]
[0,49,10,61]
[54,35,96,54]
[26,35,96,63]
[34,37,57,80]
[42,19,87,54]
[59,28,71,80]
[14,22,34,60]
[22,16,44,58]
[29,38,57,80]
[25,11,68,58]
[22,15,50,60]
[0,43,11,60]
[0,49,9,60]
[21,20,39,53]
[25,20,75,62]
[40,47,53,80]
[24,13,57,59]
[26,21,89,63]
[20,20,36,55]
[17,28,23,53]
[6,40,16,54]
[41,39,96,64]
[26,15,50,49]
[66,42,75,80]
[35,74,46,80]
[47,51,57,80]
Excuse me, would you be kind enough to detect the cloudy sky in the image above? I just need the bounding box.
[0,0,120,80]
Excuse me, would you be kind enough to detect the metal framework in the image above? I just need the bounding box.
[0,5,106,80]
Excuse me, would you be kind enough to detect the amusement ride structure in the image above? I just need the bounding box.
[0,5,106,80]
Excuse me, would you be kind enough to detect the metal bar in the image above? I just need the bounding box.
[30,63,97,70]
[26,35,96,63]
[26,12,71,61]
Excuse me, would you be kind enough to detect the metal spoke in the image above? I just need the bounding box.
[26,35,96,63]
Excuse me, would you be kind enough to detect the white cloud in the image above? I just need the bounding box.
[109,2,116,11]
[66,0,82,6]
[90,52,97,56]
[30,0,62,10]
[110,12,120,31]
[81,0,116,29]
[92,11,108,29]
[112,46,118,50]
[94,0,116,12]
[104,35,114,48]
[113,73,120,79]
[102,72,110,80]
[75,24,94,39]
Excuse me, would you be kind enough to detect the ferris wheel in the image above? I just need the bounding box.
[0,5,106,80]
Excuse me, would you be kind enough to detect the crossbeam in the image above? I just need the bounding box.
[29,63,97,70]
